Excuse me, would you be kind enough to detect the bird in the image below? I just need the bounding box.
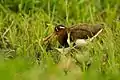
[43,23,103,49]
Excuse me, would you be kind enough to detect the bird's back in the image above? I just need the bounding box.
[68,23,103,42]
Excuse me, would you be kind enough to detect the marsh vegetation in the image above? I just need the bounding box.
[0,0,120,80]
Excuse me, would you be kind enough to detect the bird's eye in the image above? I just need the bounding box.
[55,25,65,32]
[55,27,59,31]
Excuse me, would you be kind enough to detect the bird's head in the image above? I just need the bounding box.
[43,24,66,42]
[54,24,66,35]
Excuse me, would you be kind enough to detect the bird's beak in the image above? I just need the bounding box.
[43,32,56,42]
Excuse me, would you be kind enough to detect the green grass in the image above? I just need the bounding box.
[0,0,120,80]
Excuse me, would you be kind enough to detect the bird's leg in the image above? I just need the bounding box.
[55,47,71,54]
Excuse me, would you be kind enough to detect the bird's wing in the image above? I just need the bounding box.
[67,24,103,41]
[69,28,93,41]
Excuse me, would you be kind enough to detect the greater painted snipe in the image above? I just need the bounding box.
[43,23,103,48]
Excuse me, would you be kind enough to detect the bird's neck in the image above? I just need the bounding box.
[58,30,69,47]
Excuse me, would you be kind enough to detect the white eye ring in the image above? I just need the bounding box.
[55,27,58,31]
[59,26,65,29]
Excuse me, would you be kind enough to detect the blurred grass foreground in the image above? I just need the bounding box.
[0,0,120,80]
